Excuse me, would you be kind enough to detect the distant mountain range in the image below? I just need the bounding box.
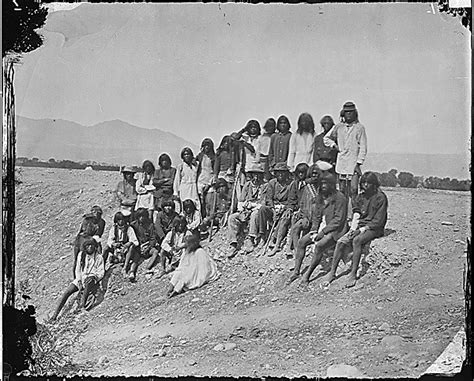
[16,116,198,168]
[16,116,470,179]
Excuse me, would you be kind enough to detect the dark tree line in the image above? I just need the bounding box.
[16,157,120,172]
[373,169,471,192]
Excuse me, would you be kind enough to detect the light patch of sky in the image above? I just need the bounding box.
[14,3,470,155]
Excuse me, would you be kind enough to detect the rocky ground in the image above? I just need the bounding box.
[14,167,469,377]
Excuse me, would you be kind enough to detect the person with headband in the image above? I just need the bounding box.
[323,102,367,203]
[322,171,388,288]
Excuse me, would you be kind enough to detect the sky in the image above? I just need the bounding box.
[14,3,471,155]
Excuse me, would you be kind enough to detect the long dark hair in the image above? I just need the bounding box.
[142,160,155,174]
[197,138,216,174]
[182,199,197,215]
[185,232,202,253]
[170,215,187,246]
[135,207,151,225]
[180,147,196,167]
[158,153,172,168]
[296,113,315,135]
[245,119,261,136]
[80,239,98,271]
[216,135,232,155]
[277,115,291,132]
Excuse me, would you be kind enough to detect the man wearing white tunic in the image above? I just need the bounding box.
[323,102,367,202]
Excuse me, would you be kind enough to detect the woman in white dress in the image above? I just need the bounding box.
[166,232,219,297]
[287,113,316,172]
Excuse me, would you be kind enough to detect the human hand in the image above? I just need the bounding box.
[315,231,325,241]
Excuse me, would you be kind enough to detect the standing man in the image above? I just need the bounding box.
[313,115,338,167]
[116,166,138,215]
[324,102,367,202]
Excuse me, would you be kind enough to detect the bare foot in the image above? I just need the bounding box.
[299,278,310,288]
[267,247,279,257]
[321,272,336,287]
[345,274,357,288]
[227,248,238,259]
[287,273,300,284]
[156,270,166,279]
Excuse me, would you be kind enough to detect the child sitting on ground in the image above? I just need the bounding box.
[72,205,105,277]
[182,199,202,234]
[166,232,219,298]
[152,216,190,277]
[102,212,138,275]
[51,239,104,320]
[200,178,231,234]
[128,208,160,282]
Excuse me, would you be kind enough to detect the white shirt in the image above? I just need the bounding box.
[324,122,367,175]
[287,132,315,171]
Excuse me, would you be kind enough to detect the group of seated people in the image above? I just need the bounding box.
[50,105,387,321]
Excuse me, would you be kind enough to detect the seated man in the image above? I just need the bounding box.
[228,165,266,257]
[200,178,231,234]
[72,205,105,278]
[268,162,309,257]
[128,208,160,282]
[102,211,138,280]
[153,200,179,246]
[323,171,388,288]
[288,172,348,285]
[287,163,323,256]
[256,162,293,255]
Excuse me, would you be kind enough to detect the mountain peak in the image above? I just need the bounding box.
[16,116,198,167]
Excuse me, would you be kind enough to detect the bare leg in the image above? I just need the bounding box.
[166,283,175,298]
[146,250,161,272]
[51,283,79,320]
[288,233,312,284]
[346,230,378,288]
[81,277,98,308]
[156,250,168,278]
[322,240,348,286]
[123,244,135,274]
[129,249,140,281]
[302,235,335,283]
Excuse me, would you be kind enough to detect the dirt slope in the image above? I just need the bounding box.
[15,167,469,377]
